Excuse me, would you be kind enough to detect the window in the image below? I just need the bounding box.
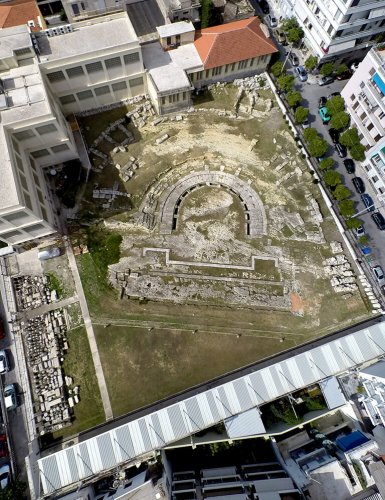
[112,81,127,91]
[4,211,28,224]
[161,97,166,105]
[360,81,365,89]
[71,3,80,14]
[105,57,121,69]
[66,66,85,78]
[168,94,179,103]
[11,137,20,154]
[14,129,35,140]
[379,111,385,120]
[124,53,140,64]
[47,70,65,82]
[51,144,69,153]
[249,58,255,67]
[15,156,24,172]
[129,77,143,87]
[94,86,110,96]
[212,66,222,76]
[41,207,48,221]
[86,61,103,74]
[37,190,44,205]
[166,37,171,45]
[59,94,76,105]
[379,187,385,194]
[238,60,248,70]
[36,124,57,135]
[23,192,32,210]
[360,112,366,120]
[77,90,93,100]
[231,63,236,71]
[372,176,379,183]
[19,173,28,190]
[367,122,374,131]
[369,67,375,76]
[31,149,50,158]
[1,230,21,240]
[350,94,355,101]
[352,101,359,110]
[374,134,382,141]
[14,47,31,56]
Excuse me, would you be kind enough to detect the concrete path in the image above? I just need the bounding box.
[24,295,79,320]
[64,238,113,421]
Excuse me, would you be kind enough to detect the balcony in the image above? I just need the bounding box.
[365,79,385,112]
[357,93,384,135]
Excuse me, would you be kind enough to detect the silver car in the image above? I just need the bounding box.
[372,265,385,286]
[0,350,9,374]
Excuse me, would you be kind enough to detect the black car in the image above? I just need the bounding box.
[327,91,341,99]
[336,70,352,80]
[335,143,347,158]
[343,158,355,174]
[289,52,299,66]
[319,96,327,108]
[259,0,269,13]
[372,211,385,230]
[329,128,339,143]
[352,177,365,194]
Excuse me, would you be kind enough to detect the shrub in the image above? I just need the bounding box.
[358,235,370,245]
[326,96,345,116]
[324,170,341,187]
[271,61,285,77]
[308,137,328,157]
[339,199,355,218]
[287,91,302,108]
[333,184,351,201]
[305,55,318,71]
[320,62,334,76]
[346,218,362,229]
[87,228,123,278]
[294,106,309,123]
[319,157,334,170]
[330,111,350,130]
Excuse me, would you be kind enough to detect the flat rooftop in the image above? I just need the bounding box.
[142,42,195,93]
[0,23,32,59]
[36,15,138,61]
[157,21,195,38]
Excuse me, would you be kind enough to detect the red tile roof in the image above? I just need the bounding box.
[194,17,278,69]
[0,0,45,31]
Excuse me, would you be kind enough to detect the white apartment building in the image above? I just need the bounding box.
[273,0,385,61]
[341,46,385,203]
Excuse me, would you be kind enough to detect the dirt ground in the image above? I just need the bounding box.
[75,84,371,416]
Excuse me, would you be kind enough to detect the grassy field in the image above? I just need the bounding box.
[94,325,294,417]
[55,326,104,438]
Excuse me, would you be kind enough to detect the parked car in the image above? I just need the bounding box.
[4,384,18,411]
[289,52,299,66]
[295,66,308,82]
[336,69,352,80]
[266,14,278,27]
[0,464,10,490]
[301,118,310,129]
[0,320,5,341]
[0,435,8,458]
[318,75,334,86]
[372,265,385,286]
[351,61,360,72]
[354,225,365,238]
[358,243,372,255]
[343,158,355,174]
[352,177,365,194]
[319,106,331,123]
[276,30,287,45]
[37,247,60,261]
[371,211,385,230]
[361,193,375,212]
[318,97,327,109]
[335,143,347,158]
[329,128,339,143]
[259,0,269,14]
[327,91,341,100]
[0,351,9,374]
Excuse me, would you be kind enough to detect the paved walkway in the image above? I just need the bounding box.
[64,238,113,421]
[24,295,79,320]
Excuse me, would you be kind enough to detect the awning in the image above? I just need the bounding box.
[373,73,385,96]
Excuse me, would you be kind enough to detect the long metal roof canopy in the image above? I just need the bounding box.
[38,319,385,495]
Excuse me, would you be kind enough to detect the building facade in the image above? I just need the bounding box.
[341,46,385,204]
[273,0,385,62]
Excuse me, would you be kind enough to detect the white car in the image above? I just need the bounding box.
[266,14,278,27]
[0,464,10,490]
[0,350,9,374]
[372,265,385,286]
[354,226,365,238]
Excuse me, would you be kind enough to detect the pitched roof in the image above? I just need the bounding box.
[0,0,45,31]
[194,17,278,69]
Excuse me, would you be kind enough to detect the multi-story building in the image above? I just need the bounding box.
[341,46,385,203]
[273,0,385,62]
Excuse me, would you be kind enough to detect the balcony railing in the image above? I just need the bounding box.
[365,79,385,112]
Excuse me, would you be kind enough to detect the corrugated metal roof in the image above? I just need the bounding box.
[319,376,346,410]
[224,408,266,438]
[38,321,385,495]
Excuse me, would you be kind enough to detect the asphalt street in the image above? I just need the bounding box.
[279,49,385,281]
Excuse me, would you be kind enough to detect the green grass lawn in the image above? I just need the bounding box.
[55,326,104,438]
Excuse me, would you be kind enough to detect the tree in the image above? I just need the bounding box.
[335,63,349,76]
[305,55,318,72]
[350,143,366,161]
[278,74,295,93]
[330,111,350,130]
[358,235,370,245]
[339,199,355,218]
[326,96,345,116]
[294,106,309,123]
[333,184,351,201]
[320,62,334,77]
[303,128,318,143]
[281,16,300,32]
[271,61,284,78]
[346,218,362,229]
[319,157,334,170]
[308,137,328,158]
[287,91,302,108]
[200,0,214,28]
[324,170,341,188]
[287,27,304,44]
[340,127,360,148]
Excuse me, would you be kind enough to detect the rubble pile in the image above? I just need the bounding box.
[126,99,155,129]
[13,275,57,311]
[115,156,140,182]
[323,254,358,293]
[24,310,76,434]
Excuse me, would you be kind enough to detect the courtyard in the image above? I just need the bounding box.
[72,80,370,418]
